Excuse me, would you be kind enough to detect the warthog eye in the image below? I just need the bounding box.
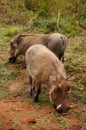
[10,42,15,49]
[57,86,62,93]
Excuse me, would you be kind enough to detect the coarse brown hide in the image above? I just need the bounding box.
[25,44,71,114]
[9,33,68,67]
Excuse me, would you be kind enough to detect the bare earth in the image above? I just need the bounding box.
[0,72,83,130]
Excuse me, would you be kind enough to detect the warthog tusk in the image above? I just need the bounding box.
[56,104,62,110]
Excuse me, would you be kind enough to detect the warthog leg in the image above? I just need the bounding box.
[28,75,33,98]
[59,52,64,63]
[22,57,26,68]
[33,81,41,102]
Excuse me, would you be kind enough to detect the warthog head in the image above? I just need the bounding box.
[50,79,71,114]
[9,34,21,63]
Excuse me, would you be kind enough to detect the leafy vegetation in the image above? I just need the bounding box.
[65,38,86,104]
[0,0,85,36]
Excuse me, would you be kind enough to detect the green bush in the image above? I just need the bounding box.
[3,26,22,37]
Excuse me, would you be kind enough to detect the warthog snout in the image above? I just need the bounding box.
[9,41,17,63]
[50,80,71,114]
[56,103,70,114]
[9,56,16,63]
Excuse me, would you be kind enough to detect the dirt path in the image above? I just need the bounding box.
[0,69,84,130]
[0,100,82,130]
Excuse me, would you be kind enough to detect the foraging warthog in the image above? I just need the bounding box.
[25,44,71,114]
[9,33,68,67]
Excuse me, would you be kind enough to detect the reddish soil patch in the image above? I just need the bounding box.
[0,99,83,130]
[0,71,84,130]
[0,101,60,130]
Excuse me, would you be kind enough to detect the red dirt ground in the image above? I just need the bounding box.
[0,69,84,130]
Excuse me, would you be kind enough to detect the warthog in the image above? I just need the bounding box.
[9,33,68,67]
[25,44,71,114]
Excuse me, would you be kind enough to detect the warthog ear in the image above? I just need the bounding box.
[16,34,22,45]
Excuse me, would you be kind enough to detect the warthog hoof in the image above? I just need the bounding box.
[9,56,16,63]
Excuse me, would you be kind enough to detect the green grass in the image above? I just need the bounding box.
[28,125,39,130]
[3,26,23,37]
[0,86,8,100]
[0,24,23,39]
[71,108,86,127]
[0,63,20,86]
[59,119,71,129]
[59,17,81,36]
[0,31,20,99]
[65,37,86,104]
